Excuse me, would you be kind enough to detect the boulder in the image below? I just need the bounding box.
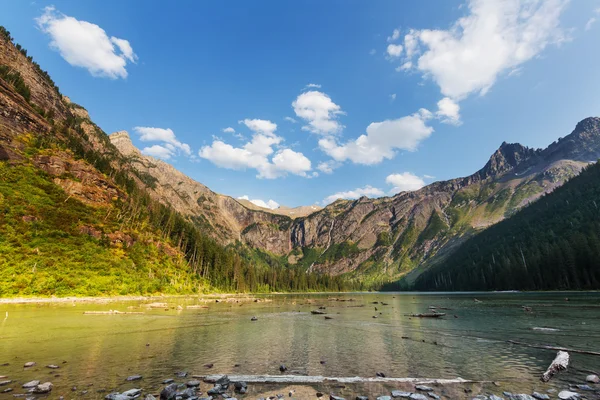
[532,393,549,400]
[586,374,599,384]
[557,391,579,400]
[32,382,53,394]
[160,383,179,400]
[22,380,40,388]
[122,388,142,397]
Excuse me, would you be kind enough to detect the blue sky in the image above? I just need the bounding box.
[3,1,600,208]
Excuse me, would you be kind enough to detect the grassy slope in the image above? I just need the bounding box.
[0,159,204,297]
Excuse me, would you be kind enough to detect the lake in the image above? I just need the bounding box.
[1,292,599,399]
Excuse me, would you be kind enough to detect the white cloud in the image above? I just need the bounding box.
[284,116,297,123]
[369,48,377,55]
[239,118,277,135]
[305,83,322,89]
[36,6,137,79]
[436,97,461,125]
[141,145,175,160]
[386,172,426,194]
[223,127,235,133]
[323,185,385,205]
[318,111,434,165]
[388,28,401,42]
[199,119,312,179]
[317,160,340,174]
[292,90,344,135]
[585,17,597,30]
[133,127,191,159]
[386,44,403,58]
[398,0,569,100]
[423,174,436,179]
[238,195,280,210]
[390,93,397,101]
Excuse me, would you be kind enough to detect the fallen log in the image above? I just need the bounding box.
[541,351,569,382]
[507,340,600,356]
[405,313,446,318]
[201,374,478,385]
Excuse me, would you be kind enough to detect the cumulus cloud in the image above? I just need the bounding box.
[199,119,312,179]
[436,97,461,125]
[223,127,235,133]
[317,160,341,174]
[387,28,401,42]
[386,172,426,194]
[133,127,191,160]
[36,6,137,79]
[323,185,385,205]
[318,112,434,165]
[398,0,569,100]
[292,91,344,135]
[238,195,280,210]
[386,44,403,57]
[284,116,297,123]
[305,83,322,89]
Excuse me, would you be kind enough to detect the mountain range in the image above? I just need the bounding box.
[1,25,599,294]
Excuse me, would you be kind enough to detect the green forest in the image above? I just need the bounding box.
[409,162,600,291]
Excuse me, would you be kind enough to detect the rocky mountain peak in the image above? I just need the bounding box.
[478,142,538,180]
[573,117,600,136]
[109,131,139,157]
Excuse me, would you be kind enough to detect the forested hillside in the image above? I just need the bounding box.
[410,162,600,291]
[0,26,356,296]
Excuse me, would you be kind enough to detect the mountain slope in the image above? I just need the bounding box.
[0,26,355,295]
[410,161,600,291]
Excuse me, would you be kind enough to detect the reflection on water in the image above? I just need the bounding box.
[1,292,599,398]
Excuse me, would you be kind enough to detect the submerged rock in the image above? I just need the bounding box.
[32,382,53,394]
[586,374,599,383]
[175,371,188,378]
[330,395,346,400]
[532,393,549,400]
[415,386,433,392]
[391,391,412,398]
[427,394,440,400]
[356,396,369,400]
[126,375,143,381]
[162,379,174,384]
[557,391,579,400]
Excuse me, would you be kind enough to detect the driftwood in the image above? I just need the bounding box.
[507,340,600,356]
[201,374,478,385]
[83,310,143,315]
[406,313,446,318]
[541,351,569,382]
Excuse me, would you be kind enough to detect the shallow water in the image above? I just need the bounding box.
[1,292,599,399]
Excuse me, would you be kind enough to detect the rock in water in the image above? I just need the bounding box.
[160,383,179,400]
[376,372,386,378]
[186,380,201,387]
[409,395,428,400]
[162,379,174,384]
[122,389,142,397]
[391,391,412,398]
[251,317,258,321]
[558,391,579,400]
[532,393,550,400]
[586,374,599,383]
[415,386,433,392]
[280,364,287,372]
[377,396,391,400]
[356,396,368,400]
[175,371,188,378]
[46,365,59,369]
[145,396,157,400]
[32,382,53,394]
[126,375,143,381]
[23,362,36,368]
[428,394,440,399]
[330,395,346,400]
[22,380,40,388]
